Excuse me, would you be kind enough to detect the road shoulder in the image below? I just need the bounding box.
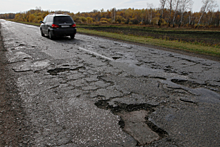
[0,24,31,146]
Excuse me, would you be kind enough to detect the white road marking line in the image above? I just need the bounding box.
[78,47,113,61]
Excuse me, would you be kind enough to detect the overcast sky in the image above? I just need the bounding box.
[0,0,220,14]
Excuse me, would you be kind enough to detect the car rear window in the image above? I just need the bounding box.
[54,16,73,23]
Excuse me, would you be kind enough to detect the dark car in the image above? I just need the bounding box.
[40,14,76,39]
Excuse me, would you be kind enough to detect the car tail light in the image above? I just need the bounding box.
[71,24,76,27]
[52,24,59,28]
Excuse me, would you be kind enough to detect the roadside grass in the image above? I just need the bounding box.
[78,25,220,48]
[6,20,220,57]
[78,28,220,57]
[6,19,40,26]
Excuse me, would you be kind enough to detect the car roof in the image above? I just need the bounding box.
[48,14,70,17]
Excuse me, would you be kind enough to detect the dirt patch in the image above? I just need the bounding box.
[0,24,31,146]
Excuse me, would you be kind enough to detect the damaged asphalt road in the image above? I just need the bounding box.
[0,19,220,146]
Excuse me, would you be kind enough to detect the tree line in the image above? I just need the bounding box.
[0,0,219,27]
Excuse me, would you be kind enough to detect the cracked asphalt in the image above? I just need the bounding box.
[0,19,220,147]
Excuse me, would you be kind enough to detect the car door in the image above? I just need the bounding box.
[45,16,54,34]
[41,16,48,34]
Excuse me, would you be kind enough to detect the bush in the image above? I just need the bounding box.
[80,17,87,23]
[74,17,82,24]
[116,16,125,24]
[86,17,93,24]
[33,16,43,23]
[131,18,139,24]
[125,19,130,24]
[100,21,109,24]
[152,17,159,25]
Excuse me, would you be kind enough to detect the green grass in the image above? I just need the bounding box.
[78,28,220,57]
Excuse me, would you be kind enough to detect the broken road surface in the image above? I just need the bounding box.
[0,20,220,146]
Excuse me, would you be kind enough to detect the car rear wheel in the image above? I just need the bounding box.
[70,34,75,39]
[48,31,54,39]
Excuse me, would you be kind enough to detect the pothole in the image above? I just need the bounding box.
[95,100,156,114]
[145,117,168,138]
[18,43,25,46]
[171,79,201,88]
[95,100,168,145]
[179,97,197,105]
[47,68,71,75]
[47,66,85,75]
[112,57,121,60]
[150,76,167,80]
[119,111,161,145]
[94,96,168,145]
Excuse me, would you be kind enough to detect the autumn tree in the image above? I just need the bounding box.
[214,11,220,26]
[2,5,220,27]
[147,3,154,24]
[167,0,174,26]
[160,0,167,18]
[179,0,193,26]
[198,0,218,25]
[172,0,181,26]
[111,8,116,22]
